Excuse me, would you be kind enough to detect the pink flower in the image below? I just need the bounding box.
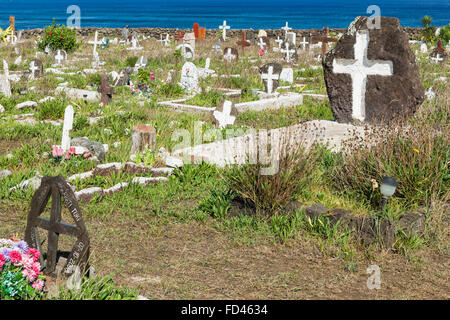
[9,250,22,264]
[258,49,264,56]
[0,253,5,269]
[27,248,40,263]
[65,151,71,160]
[32,279,44,291]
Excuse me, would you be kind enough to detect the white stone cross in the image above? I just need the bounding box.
[3,59,9,77]
[88,31,101,56]
[258,37,267,50]
[431,54,443,64]
[127,37,143,50]
[281,22,292,36]
[61,105,74,152]
[158,34,170,46]
[213,100,236,128]
[299,37,309,50]
[219,20,230,41]
[224,48,235,62]
[275,36,283,49]
[261,66,279,94]
[205,57,210,70]
[55,50,65,65]
[332,30,394,121]
[281,42,295,62]
[29,61,40,79]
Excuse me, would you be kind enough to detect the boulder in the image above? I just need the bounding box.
[323,16,424,124]
[71,137,106,161]
[397,212,426,236]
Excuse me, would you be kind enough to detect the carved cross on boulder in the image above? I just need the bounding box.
[98,73,114,106]
[24,175,90,278]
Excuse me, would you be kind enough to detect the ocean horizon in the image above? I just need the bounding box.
[0,0,448,31]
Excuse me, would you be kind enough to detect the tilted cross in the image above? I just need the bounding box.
[24,175,90,278]
[332,30,393,121]
[219,20,230,41]
[261,65,279,94]
[258,37,268,50]
[311,27,338,57]
[98,73,114,106]
[213,100,236,128]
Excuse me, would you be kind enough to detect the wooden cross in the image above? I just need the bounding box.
[98,73,114,106]
[24,175,90,278]
[199,27,206,40]
[236,31,251,53]
[436,39,446,53]
[311,27,338,57]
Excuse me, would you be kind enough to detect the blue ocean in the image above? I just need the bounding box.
[0,0,448,30]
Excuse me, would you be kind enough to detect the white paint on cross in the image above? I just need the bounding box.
[213,100,236,128]
[299,37,309,50]
[431,54,443,64]
[55,50,65,65]
[281,42,295,62]
[219,20,230,41]
[258,37,267,50]
[281,22,292,37]
[332,30,394,121]
[275,36,283,49]
[61,105,74,152]
[3,59,9,77]
[224,48,235,62]
[88,31,101,56]
[29,61,40,79]
[261,66,279,94]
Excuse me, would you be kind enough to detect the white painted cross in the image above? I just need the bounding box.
[205,57,210,70]
[224,48,235,62]
[61,105,74,152]
[258,37,267,50]
[281,22,292,37]
[299,37,309,50]
[54,50,65,65]
[332,30,394,121]
[158,34,170,46]
[3,59,9,77]
[431,54,443,64]
[127,37,143,50]
[29,60,40,79]
[213,100,236,128]
[88,31,101,56]
[275,36,283,49]
[261,65,278,94]
[281,42,295,62]
[219,20,230,41]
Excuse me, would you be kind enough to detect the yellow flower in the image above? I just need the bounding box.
[371,179,379,190]
[412,148,419,153]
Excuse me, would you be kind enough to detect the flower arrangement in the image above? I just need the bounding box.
[130,81,153,98]
[0,237,45,300]
[52,146,91,161]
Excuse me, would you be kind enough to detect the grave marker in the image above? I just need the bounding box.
[61,105,74,153]
[24,175,90,278]
[29,59,43,79]
[219,20,230,41]
[98,73,114,106]
[179,62,199,94]
[213,100,237,128]
[236,31,251,53]
[260,63,282,94]
[311,27,338,57]
[176,43,195,59]
[224,47,239,62]
[54,49,67,66]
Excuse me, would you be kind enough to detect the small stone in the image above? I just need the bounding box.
[165,155,183,168]
[16,101,38,110]
[93,162,122,176]
[305,203,328,219]
[75,187,103,202]
[0,104,4,113]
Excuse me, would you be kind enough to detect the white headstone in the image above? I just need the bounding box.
[280,68,294,83]
[179,62,199,94]
[420,43,428,53]
[176,44,194,59]
[332,30,393,121]
[261,65,279,94]
[61,105,74,152]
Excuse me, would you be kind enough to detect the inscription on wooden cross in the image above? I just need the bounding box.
[98,73,114,106]
[24,175,90,278]
[311,27,338,57]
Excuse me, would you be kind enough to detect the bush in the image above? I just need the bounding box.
[438,24,450,46]
[223,141,318,217]
[37,19,78,52]
[421,16,437,45]
[331,124,449,209]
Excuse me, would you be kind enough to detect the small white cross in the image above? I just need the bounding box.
[213,100,236,128]
[88,31,101,56]
[275,36,283,49]
[219,20,230,41]
[29,61,40,79]
[258,37,267,50]
[224,48,235,62]
[55,50,65,65]
[281,22,292,36]
[333,30,394,121]
[299,37,309,50]
[3,59,9,77]
[281,42,295,62]
[431,54,444,64]
[261,66,279,94]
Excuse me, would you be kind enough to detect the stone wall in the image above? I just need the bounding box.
[20,27,423,40]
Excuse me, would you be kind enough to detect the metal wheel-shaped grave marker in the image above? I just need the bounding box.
[24,175,90,278]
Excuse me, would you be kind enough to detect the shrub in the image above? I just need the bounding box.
[223,140,318,218]
[37,19,78,52]
[438,24,450,46]
[421,16,437,44]
[331,124,449,209]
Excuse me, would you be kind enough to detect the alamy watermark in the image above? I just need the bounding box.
[367,5,381,29]
[66,5,81,29]
[366,265,381,290]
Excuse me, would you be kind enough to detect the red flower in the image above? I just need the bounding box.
[49,31,52,35]
[9,250,22,264]
[60,36,63,40]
